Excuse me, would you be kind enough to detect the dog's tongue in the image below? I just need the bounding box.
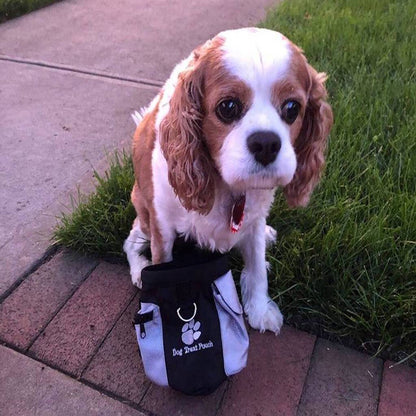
[230,194,246,233]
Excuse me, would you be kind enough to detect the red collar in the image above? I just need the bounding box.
[230,194,246,233]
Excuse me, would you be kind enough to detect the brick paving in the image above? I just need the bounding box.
[29,262,136,377]
[0,251,98,350]
[81,292,149,403]
[378,361,416,416]
[1,248,415,415]
[219,328,315,416]
[297,339,383,416]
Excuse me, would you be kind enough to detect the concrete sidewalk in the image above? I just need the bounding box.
[0,0,274,296]
[1,1,415,415]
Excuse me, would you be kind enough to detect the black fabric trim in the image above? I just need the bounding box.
[133,311,153,325]
[141,249,229,290]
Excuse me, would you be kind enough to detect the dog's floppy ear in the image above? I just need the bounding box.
[284,65,333,207]
[159,49,216,215]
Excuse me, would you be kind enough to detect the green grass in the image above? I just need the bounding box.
[54,0,416,364]
[261,0,416,364]
[0,0,60,22]
[54,151,136,259]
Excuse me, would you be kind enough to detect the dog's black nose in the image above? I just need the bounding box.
[247,131,281,166]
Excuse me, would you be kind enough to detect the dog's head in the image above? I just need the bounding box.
[159,28,333,214]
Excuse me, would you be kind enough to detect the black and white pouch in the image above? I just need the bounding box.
[133,248,249,396]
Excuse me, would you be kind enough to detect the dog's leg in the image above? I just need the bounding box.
[238,218,283,334]
[123,217,151,288]
[150,227,175,264]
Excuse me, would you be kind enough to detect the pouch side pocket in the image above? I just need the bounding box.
[213,271,243,314]
[134,303,168,386]
[212,271,249,376]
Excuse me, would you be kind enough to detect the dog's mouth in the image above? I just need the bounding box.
[230,173,287,193]
[247,186,275,190]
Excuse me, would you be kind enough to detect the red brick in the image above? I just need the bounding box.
[297,338,382,416]
[218,326,316,416]
[378,361,416,416]
[141,381,228,416]
[82,292,149,404]
[0,250,98,350]
[29,262,136,377]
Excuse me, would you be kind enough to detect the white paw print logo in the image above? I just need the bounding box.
[181,319,201,346]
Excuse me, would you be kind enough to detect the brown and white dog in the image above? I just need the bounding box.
[124,28,333,334]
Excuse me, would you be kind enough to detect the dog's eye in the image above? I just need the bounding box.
[281,100,300,124]
[216,99,243,124]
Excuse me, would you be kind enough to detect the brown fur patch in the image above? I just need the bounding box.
[158,36,252,215]
[282,44,333,207]
[271,46,312,143]
[131,98,165,260]
[203,74,253,162]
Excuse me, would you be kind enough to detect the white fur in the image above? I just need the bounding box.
[124,28,300,334]
[219,28,291,93]
[123,219,150,288]
[217,28,297,192]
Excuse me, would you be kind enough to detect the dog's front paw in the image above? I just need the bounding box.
[130,269,143,289]
[129,257,151,289]
[245,298,283,334]
[265,225,277,247]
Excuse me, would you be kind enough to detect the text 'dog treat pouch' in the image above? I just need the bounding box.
[134,247,248,395]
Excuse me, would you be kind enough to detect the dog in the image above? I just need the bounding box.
[124,27,333,334]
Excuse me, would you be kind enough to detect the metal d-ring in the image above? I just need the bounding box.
[177,303,197,323]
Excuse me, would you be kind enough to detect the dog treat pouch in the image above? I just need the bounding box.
[133,250,249,396]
